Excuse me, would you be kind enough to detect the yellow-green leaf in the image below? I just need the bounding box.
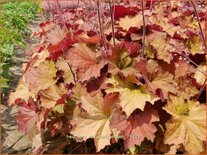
[163,97,206,154]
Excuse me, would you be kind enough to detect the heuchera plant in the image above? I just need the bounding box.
[8,0,206,154]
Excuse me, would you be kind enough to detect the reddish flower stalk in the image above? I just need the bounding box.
[190,0,206,101]
[141,0,146,57]
[55,0,68,29]
[72,0,80,35]
[97,0,107,50]
[190,0,206,50]
[181,53,206,76]
[74,0,80,21]
[108,0,116,46]
[46,0,55,20]
[150,0,153,10]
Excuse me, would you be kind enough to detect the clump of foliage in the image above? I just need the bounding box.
[0,1,38,88]
[9,0,206,154]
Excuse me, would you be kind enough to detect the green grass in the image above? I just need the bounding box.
[0,1,39,88]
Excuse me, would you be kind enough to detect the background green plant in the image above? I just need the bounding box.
[0,1,39,88]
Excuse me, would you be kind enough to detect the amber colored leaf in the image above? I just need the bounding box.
[8,77,35,106]
[107,87,159,116]
[56,58,75,84]
[174,60,195,79]
[24,61,57,93]
[186,35,204,55]
[176,77,199,99]
[39,84,67,109]
[163,97,206,154]
[145,59,160,75]
[24,50,49,72]
[118,14,143,31]
[71,92,111,152]
[110,107,159,149]
[66,43,106,82]
[147,31,172,63]
[108,44,133,70]
[136,59,160,77]
[31,50,50,67]
[148,14,182,37]
[194,64,206,85]
[136,59,176,99]
[149,72,177,99]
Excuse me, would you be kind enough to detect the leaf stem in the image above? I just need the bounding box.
[181,53,206,76]
[55,0,66,27]
[72,0,80,35]
[108,0,116,46]
[190,0,206,50]
[97,0,107,50]
[150,0,153,10]
[69,143,82,153]
[141,0,146,57]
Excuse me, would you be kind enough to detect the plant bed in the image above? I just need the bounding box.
[8,0,206,154]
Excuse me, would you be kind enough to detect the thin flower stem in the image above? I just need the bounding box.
[67,63,77,83]
[70,143,82,154]
[150,0,153,10]
[141,0,146,57]
[181,53,206,76]
[108,0,116,46]
[55,0,66,25]
[8,135,24,149]
[97,0,107,50]
[74,0,80,18]
[89,0,92,7]
[72,0,80,35]
[46,0,54,20]
[190,0,206,50]
[189,1,206,102]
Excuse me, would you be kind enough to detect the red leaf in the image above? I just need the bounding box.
[39,21,51,28]
[149,24,164,32]
[123,41,141,57]
[16,98,40,134]
[113,5,140,20]
[198,11,206,21]
[47,34,76,60]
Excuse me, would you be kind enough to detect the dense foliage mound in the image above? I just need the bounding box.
[9,0,206,154]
